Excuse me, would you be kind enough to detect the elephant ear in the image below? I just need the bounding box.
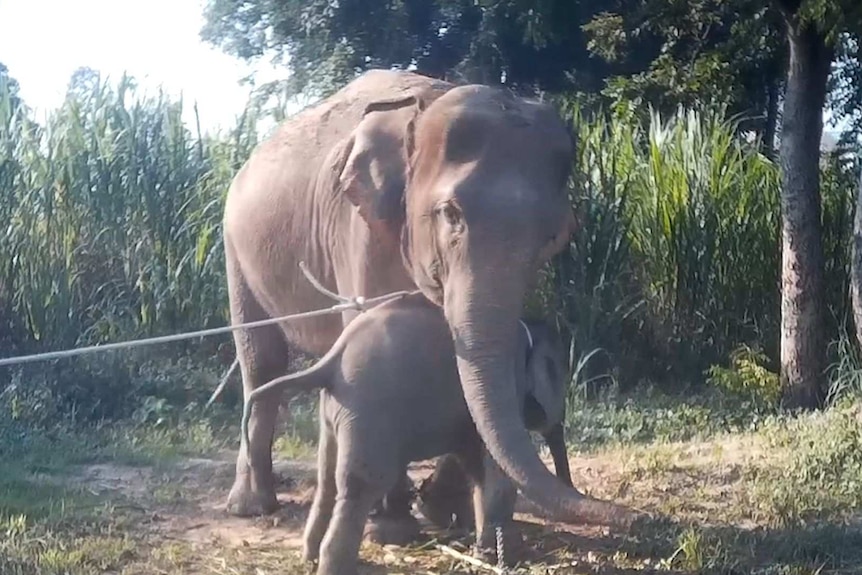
[538,206,577,264]
[524,321,568,431]
[336,94,426,243]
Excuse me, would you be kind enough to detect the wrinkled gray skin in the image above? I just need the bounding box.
[223,68,640,530]
[417,319,574,531]
[242,293,569,574]
[417,399,573,531]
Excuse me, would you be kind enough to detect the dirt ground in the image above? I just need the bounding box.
[63,451,665,574]
[27,419,862,575]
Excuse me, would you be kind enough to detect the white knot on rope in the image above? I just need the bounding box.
[297,262,384,312]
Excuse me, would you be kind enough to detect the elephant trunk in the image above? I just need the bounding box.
[444,269,643,529]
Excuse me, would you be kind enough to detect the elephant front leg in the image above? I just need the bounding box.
[224,238,293,517]
[470,452,521,567]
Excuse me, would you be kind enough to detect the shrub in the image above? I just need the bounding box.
[706,345,781,412]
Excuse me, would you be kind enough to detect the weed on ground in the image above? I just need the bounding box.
[1,388,861,574]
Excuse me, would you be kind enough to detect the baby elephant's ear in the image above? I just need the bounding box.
[526,323,568,430]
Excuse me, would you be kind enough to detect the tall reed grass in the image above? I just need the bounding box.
[0,70,858,420]
[0,72,260,357]
[546,97,856,393]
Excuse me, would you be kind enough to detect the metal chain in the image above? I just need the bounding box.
[496,525,508,573]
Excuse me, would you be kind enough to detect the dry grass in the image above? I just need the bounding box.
[3,401,862,575]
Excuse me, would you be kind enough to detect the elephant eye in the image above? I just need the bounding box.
[439,201,463,231]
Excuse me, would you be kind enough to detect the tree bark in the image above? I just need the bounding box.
[777,16,833,409]
[851,170,862,352]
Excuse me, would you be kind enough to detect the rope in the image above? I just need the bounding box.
[0,261,419,369]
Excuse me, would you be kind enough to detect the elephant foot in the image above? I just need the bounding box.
[474,526,524,568]
[363,515,422,546]
[226,474,280,517]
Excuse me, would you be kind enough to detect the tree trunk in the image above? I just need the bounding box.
[851,170,862,352]
[777,17,833,409]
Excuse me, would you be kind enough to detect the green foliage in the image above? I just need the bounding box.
[751,404,862,526]
[825,329,862,405]
[0,68,262,421]
[583,1,786,137]
[534,97,858,396]
[564,385,768,450]
[540,99,798,390]
[707,345,782,411]
[200,0,616,98]
[819,151,859,328]
[0,68,261,354]
[0,61,859,435]
[628,105,781,367]
[200,0,862,150]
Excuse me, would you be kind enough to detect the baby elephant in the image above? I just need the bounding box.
[416,417,572,532]
[242,292,570,575]
[415,324,574,532]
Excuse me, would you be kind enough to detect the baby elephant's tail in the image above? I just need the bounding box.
[240,332,347,467]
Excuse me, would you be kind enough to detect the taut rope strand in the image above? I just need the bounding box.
[0,261,418,368]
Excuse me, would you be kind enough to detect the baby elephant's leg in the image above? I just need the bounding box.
[302,401,337,562]
[316,440,394,575]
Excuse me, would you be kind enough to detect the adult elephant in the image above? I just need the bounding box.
[223,69,639,529]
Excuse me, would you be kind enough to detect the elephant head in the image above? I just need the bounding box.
[335,80,640,528]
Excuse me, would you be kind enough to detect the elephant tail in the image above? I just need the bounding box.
[205,357,240,409]
[240,329,348,465]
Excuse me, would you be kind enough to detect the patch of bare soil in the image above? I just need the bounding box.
[67,452,670,574]
[68,457,319,551]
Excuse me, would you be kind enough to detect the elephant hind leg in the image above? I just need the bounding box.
[317,452,393,575]
[225,239,292,517]
[302,397,337,562]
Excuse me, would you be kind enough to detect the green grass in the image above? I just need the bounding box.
[0,436,135,575]
[564,384,775,451]
[747,402,862,528]
[1,385,860,574]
